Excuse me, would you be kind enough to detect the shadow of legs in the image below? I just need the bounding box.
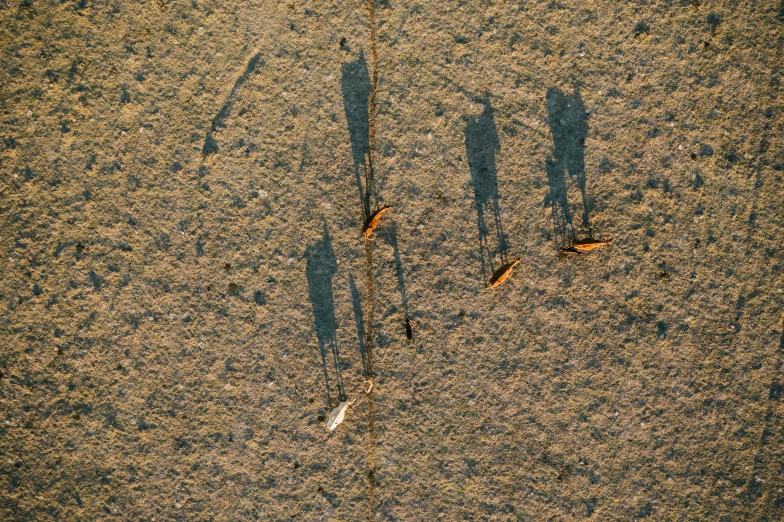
[465,95,506,279]
[317,340,334,410]
[546,86,591,239]
[306,224,344,407]
[342,52,373,219]
[545,157,574,249]
[329,337,346,402]
[349,274,369,379]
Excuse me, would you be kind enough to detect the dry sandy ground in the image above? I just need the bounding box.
[2,0,784,520]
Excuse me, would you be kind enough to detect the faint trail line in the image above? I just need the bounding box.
[364,241,375,381]
[364,2,379,520]
[365,392,377,522]
[365,236,377,522]
[365,0,379,211]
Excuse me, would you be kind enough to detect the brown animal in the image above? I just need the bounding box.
[572,238,612,252]
[363,205,391,238]
[488,258,521,288]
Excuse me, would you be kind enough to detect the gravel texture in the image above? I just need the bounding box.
[1,1,783,520]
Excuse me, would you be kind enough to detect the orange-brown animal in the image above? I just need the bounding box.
[570,238,613,252]
[363,205,391,238]
[488,258,521,288]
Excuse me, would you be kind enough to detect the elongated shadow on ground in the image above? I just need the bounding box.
[305,224,345,409]
[349,274,369,378]
[545,157,573,251]
[202,52,264,156]
[341,51,375,220]
[465,94,508,284]
[382,222,412,339]
[545,86,591,249]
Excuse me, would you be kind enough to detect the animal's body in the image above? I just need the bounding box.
[327,400,355,431]
[363,205,391,238]
[488,258,521,288]
[572,238,612,252]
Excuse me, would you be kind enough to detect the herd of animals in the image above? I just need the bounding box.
[361,203,612,290]
[325,205,611,431]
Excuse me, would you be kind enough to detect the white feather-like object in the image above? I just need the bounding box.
[327,400,355,431]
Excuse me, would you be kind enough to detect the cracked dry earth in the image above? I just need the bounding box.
[2,1,784,521]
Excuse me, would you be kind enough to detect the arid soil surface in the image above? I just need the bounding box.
[2,1,784,520]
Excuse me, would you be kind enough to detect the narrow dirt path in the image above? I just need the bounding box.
[363,2,380,520]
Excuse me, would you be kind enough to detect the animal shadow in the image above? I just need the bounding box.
[341,51,376,220]
[305,224,346,409]
[348,274,370,378]
[545,86,592,250]
[202,53,264,156]
[465,94,509,284]
[383,222,412,340]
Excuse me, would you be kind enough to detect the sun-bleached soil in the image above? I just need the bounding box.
[2,1,784,520]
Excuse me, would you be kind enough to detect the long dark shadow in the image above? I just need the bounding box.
[349,274,369,378]
[384,222,412,339]
[465,94,507,284]
[343,16,380,522]
[545,157,573,250]
[305,224,345,409]
[202,52,264,157]
[545,86,591,248]
[341,51,374,220]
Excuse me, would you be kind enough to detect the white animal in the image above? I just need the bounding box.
[327,399,355,431]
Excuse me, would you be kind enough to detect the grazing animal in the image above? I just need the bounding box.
[488,258,521,288]
[327,399,356,431]
[572,238,612,252]
[363,205,391,238]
